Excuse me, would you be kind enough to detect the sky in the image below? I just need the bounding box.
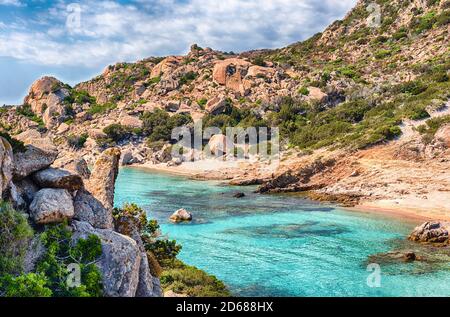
[0,0,357,105]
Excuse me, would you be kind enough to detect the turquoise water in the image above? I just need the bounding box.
[115,167,450,297]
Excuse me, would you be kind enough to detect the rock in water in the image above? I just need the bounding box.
[170,208,193,223]
[409,221,449,245]
[0,137,13,195]
[29,188,74,224]
[13,138,58,180]
[233,192,246,198]
[71,221,142,297]
[86,147,121,210]
[33,168,83,191]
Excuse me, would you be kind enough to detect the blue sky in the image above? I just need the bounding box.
[0,0,356,105]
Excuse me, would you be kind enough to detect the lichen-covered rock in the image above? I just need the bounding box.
[409,221,449,245]
[0,136,13,195]
[24,76,69,115]
[71,221,142,297]
[170,208,193,223]
[33,168,83,191]
[29,188,74,224]
[13,138,58,180]
[52,154,91,179]
[73,189,113,229]
[86,147,121,210]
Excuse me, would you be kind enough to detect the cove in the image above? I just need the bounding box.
[114,167,450,297]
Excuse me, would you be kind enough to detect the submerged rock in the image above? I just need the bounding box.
[233,192,246,198]
[170,208,193,223]
[29,188,74,224]
[409,221,449,245]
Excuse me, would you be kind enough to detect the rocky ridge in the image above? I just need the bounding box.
[0,134,162,297]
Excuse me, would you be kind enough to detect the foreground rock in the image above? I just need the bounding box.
[409,221,449,245]
[33,168,83,191]
[29,188,74,224]
[170,208,193,223]
[86,147,121,210]
[0,136,13,194]
[73,189,113,229]
[71,221,141,297]
[13,138,58,180]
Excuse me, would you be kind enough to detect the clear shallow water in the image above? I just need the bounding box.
[115,168,450,297]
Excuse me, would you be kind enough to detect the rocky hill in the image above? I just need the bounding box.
[0,1,449,292]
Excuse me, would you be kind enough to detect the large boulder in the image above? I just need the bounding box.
[71,221,142,297]
[13,137,58,180]
[73,189,113,229]
[434,124,450,148]
[150,56,183,79]
[0,137,13,195]
[170,208,193,223]
[119,114,143,129]
[52,154,91,179]
[33,168,83,191]
[409,221,449,245]
[24,77,70,115]
[86,148,121,211]
[207,134,233,156]
[205,97,229,115]
[213,58,251,95]
[10,177,39,209]
[29,188,74,224]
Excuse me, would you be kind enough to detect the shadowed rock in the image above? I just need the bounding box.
[29,188,74,224]
[71,221,141,297]
[33,168,83,191]
[73,189,113,230]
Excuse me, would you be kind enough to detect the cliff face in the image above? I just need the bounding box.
[0,134,162,297]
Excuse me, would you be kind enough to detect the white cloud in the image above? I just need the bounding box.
[0,0,357,67]
[0,0,24,6]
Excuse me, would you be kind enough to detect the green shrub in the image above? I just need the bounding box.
[160,260,230,297]
[298,86,310,96]
[141,109,192,142]
[87,102,116,115]
[179,71,198,86]
[0,273,52,297]
[64,90,96,106]
[67,133,88,149]
[37,223,103,297]
[15,104,45,129]
[0,132,26,153]
[0,202,33,275]
[103,124,130,142]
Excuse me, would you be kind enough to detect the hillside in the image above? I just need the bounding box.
[0,0,449,217]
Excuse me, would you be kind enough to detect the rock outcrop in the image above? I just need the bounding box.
[71,221,141,297]
[0,137,13,195]
[33,168,83,191]
[13,138,58,180]
[86,147,121,211]
[29,188,75,224]
[409,221,449,245]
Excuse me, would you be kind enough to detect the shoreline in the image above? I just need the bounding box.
[127,163,446,224]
